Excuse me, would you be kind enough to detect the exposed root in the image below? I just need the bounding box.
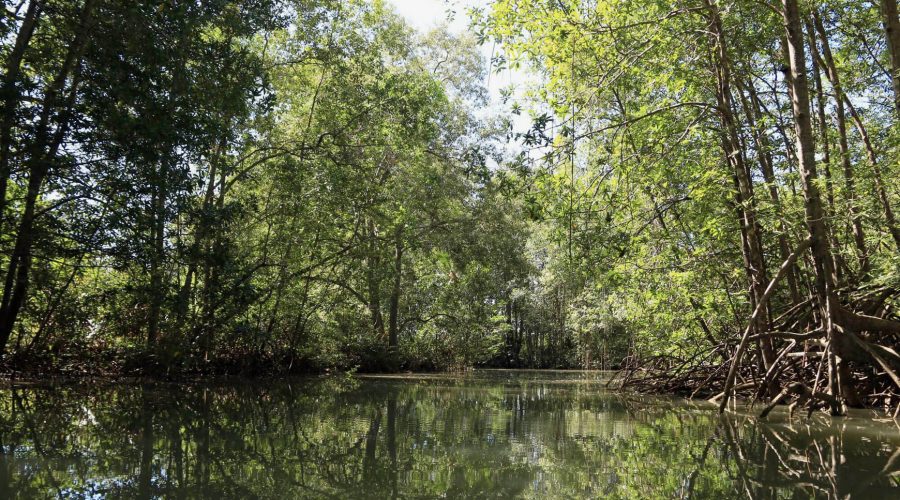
[621,280,900,417]
[758,382,839,419]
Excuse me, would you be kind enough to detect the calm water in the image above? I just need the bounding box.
[0,370,897,499]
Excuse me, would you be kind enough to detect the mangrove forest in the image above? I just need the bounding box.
[1,0,900,422]
[1,0,900,497]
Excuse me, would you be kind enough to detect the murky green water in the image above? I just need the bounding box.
[0,370,897,498]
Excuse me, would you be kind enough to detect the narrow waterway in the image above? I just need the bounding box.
[0,370,897,498]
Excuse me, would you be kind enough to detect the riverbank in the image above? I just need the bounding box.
[0,341,595,383]
[0,347,332,382]
[4,345,895,419]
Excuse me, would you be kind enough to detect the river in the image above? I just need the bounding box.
[0,369,897,498]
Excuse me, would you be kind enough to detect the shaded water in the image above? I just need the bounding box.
[0,369,897,498]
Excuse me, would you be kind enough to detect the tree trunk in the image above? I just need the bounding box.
[881,0,900,116]
[704,0,774,371]
[844,97,900,251]
[147,166,167,348]
[366,218,385,339]
[197,145,230,359]
[736,76,802,304]
[0,161,46,352]
[0,1,42,230]
[806,19,851,282]
[814,14,900,252]
[805,21,833,210]
[782,0,844,414]
[810,13,869,276]
[175,148,221,324]
[0,0,96,355]
[387,224,403,350]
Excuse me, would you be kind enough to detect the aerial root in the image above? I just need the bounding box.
[620,283,900,417]
[758,382,839,419]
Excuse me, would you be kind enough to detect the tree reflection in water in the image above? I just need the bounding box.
[0,371,897,498]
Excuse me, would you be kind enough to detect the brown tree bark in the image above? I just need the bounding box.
[881,0,900,116]
[810,13,870,276]
[366,218,385,339]
[703,0,774,371]
[805,21,834,211]
[387,224,404,350]
[782,0,845,414]
[735,76,802,305]
[814,13,900,253]
[805,19,852,282]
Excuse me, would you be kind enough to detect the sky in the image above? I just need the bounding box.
[386,0,531,120]
[386,0,470,33]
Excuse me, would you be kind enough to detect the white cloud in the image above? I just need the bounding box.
[385,0,534,145]
[387,0,463,33]
[387,0,531,109]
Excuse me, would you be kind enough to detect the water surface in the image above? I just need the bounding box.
[0,369,897,498]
